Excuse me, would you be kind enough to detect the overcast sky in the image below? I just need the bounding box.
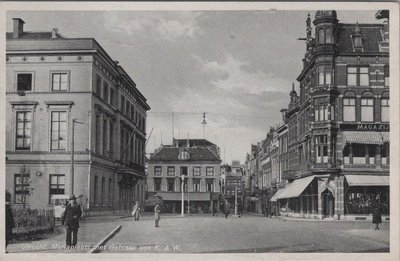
[6,10,382,163]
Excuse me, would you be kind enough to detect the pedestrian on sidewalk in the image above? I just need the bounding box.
[5,191,15,252]
[224,200,230,219]
[154,204,161,227]
[132,201,141,221]
[61,195,82,248]
[372,196,382,230]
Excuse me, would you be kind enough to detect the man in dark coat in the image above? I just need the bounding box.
[154,204,161,227]
[5,191,15,252]
[61,195,82,248]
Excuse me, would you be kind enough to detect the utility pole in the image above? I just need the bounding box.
[202,112,207,139]
[172,112,174,144]
[70,119,83,195]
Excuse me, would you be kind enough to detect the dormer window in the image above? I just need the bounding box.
[178,148,190,160]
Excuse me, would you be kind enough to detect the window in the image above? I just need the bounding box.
[52,73,68,91]
[193,166,201,176]
[167,178,175,192]
[315,135,328,163]
[96,75,102,95]
[49,175,65,203]
[347,67,369,86]
[126,100,130,116]
[154,178,162,191]
[121,96,125,114]
[14,174,30,204]
[325,28,333,44]
[314,99,329,122]
[193,178,200,192]
[101,177,106,206]
[16,111,31,150]
[154,166,162,176]
[206,179,214,192]
[95,114,101,154]
[103,118,108,155]
[51,111,67,150]
[384,66,389,87]
[381,98,389,122]
[109,120,114,158]
[361,98,374,122]
[318,65,332,85]
[180,166,188,176]
[318,28,325,44]
[110,88,115,106]
[381,143,389,165]
[167,166,175,176]
[367,145,377,165]
[178,149,190,160]
[206,167,214,176]
[108,178,113,206]
[17,73,32,91]
[131,105,135,120]
[94,175,98,205]
[359,67,369,86]
[103,82,109,102]
[353,144,366,164]
[343,98,356,122]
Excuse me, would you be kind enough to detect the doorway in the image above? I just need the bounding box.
[322,189,334,218]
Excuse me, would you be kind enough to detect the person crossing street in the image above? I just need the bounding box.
[61,195,82,248]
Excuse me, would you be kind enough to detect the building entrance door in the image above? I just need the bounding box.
[322,189,334,217]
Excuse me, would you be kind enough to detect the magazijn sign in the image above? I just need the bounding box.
[340,124,390,131]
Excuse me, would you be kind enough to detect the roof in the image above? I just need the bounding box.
[6,32,64,40]
[336,23,385,53]
[173,139,215,148]
[149,146,221,163]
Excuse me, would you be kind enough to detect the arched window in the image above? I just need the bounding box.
[325,28,333,44]
[318,28,325,44]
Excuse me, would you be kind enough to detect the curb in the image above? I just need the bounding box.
[88,225,122,253]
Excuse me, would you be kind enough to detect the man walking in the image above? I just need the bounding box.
[154,204,161,227]
[61,195,82,248]
[132,201,141,221]
[224,200,230,219]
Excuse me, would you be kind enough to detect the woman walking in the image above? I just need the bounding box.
[224,200,230,219]
[154,204,161,227]
[132,201,141,221]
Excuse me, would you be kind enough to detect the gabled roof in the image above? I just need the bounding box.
[149,146,221,163]
[336,23,385,53]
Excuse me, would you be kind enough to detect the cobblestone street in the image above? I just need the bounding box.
[7,214,390,253]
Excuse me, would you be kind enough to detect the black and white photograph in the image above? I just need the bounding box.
[1,1,399,260]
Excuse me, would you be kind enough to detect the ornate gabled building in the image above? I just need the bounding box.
[273,10,389,220]
[6,18,150,214]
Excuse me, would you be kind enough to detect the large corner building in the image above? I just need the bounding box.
[6,18,150,214]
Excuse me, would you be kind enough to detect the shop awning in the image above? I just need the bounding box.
[276,175,315,200]
[270,188,286,202]
[342,131,389,145]
[345,175,389,186]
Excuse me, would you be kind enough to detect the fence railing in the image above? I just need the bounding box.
[11,207,55,237]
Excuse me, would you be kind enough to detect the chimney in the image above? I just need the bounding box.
[52,28,58,39]
[12,18,25,39]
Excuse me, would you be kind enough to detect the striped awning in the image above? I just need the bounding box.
[276,175,315,200]
[345,175,389,186]
[270,188,286,202]
[342,131,389,145]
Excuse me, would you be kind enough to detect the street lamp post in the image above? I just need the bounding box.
[70,119,83,195]
[181,175,185,216]
[234,185,238,216]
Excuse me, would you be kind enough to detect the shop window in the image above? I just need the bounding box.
[367,145,377,165]
[345,187,389,215]
[352,144,366,164]
[381,143,389,165]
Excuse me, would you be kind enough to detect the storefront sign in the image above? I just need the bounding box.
[340,123,390,131]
